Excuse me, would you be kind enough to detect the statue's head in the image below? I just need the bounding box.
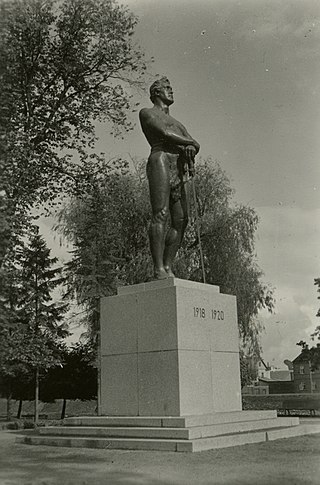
[149,77,173,105]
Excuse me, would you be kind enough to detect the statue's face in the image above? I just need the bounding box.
[156,81,174,106]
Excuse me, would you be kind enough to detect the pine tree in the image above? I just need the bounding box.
[0,228,69,422]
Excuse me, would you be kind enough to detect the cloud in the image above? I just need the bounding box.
[233,0,320,40]
[256,205,320,287]
[256,205,320,364]
[260,284,317,364]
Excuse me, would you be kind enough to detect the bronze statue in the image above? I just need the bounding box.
[139,77,200,279]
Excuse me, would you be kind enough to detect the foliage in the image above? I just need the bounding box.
[57,158,274,354]
[41,342,97,402]
[0,242,23,332]
[239,350,257,388]
[175,159,275,352]
[56,159,151,341]
[18,229,69,336]
[0,228,68,418]
[0,330,64,390]
[0,0,147,266]
[313,277,320,340]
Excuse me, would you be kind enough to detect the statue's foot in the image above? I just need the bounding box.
[164,266,175,277]
[154,267,169,280]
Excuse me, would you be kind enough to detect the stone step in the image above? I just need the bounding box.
[17,424,320,452]
[39,417,299,440]
[40,425,190,440]
[15,430,269,452]
[189,424,320,452]
[64,410,277,428]
[16,434,182,451]
[266,423,320,441]
[192,417,299,439]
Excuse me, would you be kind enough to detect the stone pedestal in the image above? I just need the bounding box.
[100,278,242,416]
[19,278,311,452]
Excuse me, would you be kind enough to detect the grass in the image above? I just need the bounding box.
[0,427,319,484]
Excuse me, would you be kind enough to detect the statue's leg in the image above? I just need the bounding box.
[147,154,170,280]
[163,182,189,276]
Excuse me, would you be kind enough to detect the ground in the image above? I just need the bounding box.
[0,421,320,485]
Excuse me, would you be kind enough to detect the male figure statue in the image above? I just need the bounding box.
[139,77,200,279]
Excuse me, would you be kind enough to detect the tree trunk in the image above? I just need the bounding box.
[61,398,67,420]
[17,400,23,419]
[6,391,12,421]
[97,329,101,416]
[34,367,39,424]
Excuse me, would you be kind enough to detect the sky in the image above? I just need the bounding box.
[41,0,320,366]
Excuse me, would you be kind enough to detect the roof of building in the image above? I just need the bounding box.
[292,352,311,364]
[269,370,292,381]
[292,345,320,365]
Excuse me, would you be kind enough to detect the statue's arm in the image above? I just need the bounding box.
[139,109,198,149]
[178,124,200,154]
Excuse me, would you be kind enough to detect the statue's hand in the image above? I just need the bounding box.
[185,145,196,162]
[185,145,196,177]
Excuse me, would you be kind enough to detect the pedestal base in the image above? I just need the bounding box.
[18,281,320,452]
[17,412,320,452]
[100,278,242,416]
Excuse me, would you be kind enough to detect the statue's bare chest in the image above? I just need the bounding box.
[157,112,184,133]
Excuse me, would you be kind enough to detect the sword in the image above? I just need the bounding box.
[187,160,206,284]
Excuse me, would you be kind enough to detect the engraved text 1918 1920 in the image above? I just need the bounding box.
[193,307,225,320]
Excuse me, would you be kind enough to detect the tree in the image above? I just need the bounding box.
[0,0,147,266]
[0,239,31,420]
[20,229,69,422]
[56,159,150,335]
[239,350,258,388]
[56,159,148,411]
[0,228,68,421]
[313,277,320,340]
[41,342,97,419]
[57,158,274,358]
[174,159,274,353]
[0,329,64,420]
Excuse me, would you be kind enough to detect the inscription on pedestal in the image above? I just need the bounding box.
[193,306,225,320]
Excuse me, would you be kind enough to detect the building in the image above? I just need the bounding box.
[292,345,320,394]
[242,357,294,395]
[257,359,271,379]
[242,384,269,395]
[258,377,294,394]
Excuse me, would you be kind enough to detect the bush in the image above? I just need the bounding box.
[6,421,22,430]
[23,420,36,429]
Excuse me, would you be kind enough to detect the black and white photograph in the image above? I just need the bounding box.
[0,0,319,483]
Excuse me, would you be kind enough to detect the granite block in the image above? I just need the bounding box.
[178,350,214,416]
[210,351,242,412]
[138,287,178,352]
[138,350,180,416]
[100,294,138,356]
[100,354,138,416]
